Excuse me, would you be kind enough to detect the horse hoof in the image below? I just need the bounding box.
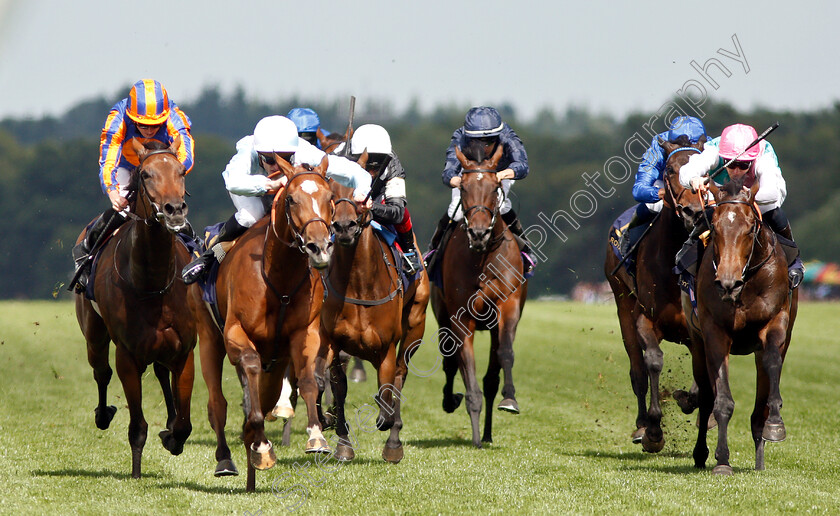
[673,390,696,414]
[269,405,294,422]
[159,429,185,455]
[696,413,717,429]
[713,464,734,476]
[249,441,276,470]
[305,437,332,454]
[641,433,665,453]
[214,459,239,477]
[497,398,520,414]
[382,444,404,464]
[94,405,117,430]
[334,443,355,462]
[631,427,646,444]
[349,368,367,383]
[762,422,786,442]
[442,393,464,413]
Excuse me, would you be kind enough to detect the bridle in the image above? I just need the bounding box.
[332,195,371,240]
[459,169,504,235]
[663,147,702,220]
[127,149,182,226]
[270,170,332,252]
[710,199,775,282]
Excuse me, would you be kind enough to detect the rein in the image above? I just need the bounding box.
[269,171,332,251]
[131,149,181,224]
[324,234,402,306]
[459,169,506,249]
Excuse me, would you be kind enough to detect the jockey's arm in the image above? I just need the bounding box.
[680,144,718,191]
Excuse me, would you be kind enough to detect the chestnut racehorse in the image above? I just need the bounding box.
[431,142,528,447]
[687,176,797,475]
[604,138,710,452]
[74,138,195,479]
[188,155,335,492]
[322,174,430,463]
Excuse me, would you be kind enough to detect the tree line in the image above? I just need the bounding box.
[1,85,838,299]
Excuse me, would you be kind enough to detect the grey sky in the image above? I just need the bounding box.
[0,0,836,121]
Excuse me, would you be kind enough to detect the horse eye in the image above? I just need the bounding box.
[141,171,151,181]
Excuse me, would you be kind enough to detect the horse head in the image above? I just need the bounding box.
[130,136,188,232]
[708,175,762,303]
[456,141,504,252]
[660,136,707,231]
[272,154,335,269]
[330,150,371,246]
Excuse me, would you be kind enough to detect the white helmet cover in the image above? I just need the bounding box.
[253,116,299,153]
[350,124,392,155]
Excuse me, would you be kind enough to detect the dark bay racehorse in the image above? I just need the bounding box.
[188,155,335,492]
[687,176,797,475]
[431,143,528,447]
[604,138,709,452]
[322,172,430,463]
[74,138,195,479]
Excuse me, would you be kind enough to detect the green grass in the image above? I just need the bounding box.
[1,300,839,515]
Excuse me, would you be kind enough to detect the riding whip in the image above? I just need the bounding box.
[707,122,780,183]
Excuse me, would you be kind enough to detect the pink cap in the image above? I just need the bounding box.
[719,124,760,160]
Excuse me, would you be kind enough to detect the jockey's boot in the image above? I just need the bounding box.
[618,205,655,257]
[397,229,423,275]
[776,223,804,289]
[182,214,247,285]
[502,210,536,277]
[675,221,709,275]
[424,214,453,268]
[70,209,125,292]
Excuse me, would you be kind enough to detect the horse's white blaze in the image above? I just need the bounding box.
[300,179,319,194]
[476,172,483,181]
[311,198,321,217]
[727,212,736,223]
[307,425,325,441]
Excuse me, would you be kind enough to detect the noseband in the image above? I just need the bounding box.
[333,196,371,239]
[271,171,332,252]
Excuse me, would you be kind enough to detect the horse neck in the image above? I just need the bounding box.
[127,218,176,290]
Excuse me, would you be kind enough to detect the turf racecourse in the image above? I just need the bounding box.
[0,300,838,515]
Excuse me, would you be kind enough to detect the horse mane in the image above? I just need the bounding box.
[722,173,747,197]
[462,138,487,163]
[668,134,693,147]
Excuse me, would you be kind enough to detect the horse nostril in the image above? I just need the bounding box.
[305,243,320,255]
[683,207,694,218]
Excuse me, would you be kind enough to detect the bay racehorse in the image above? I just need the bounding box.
[74,137,196,479]
[687,175,797,475]
[188,155,335,492]
[604,137,711,452]
[322,170,430,462]
[431,142,528,447]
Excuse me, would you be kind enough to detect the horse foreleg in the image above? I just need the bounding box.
[375,346,399,432]
[753,320,789,470]
[268,364,296,422]
[292,326,331,455]
[636,315,665,453]
[455,328,482,448]
[153,362,176,430]
[482,333,500,444]
[442,352,463,413]
[160,351,194,456]
[329,353,354,462]
[706,328,735,476]
[233,345,274,494]
[197,320,236,477]
[114,345,147,479]
[495,311,520,415]
[690,336,711,469]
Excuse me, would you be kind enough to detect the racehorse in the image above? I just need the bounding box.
[74,137,196,479]
[321,170,430,462]
[188,155,335,492]
[604,137,710,452]
[687,175,797,475]
[430,142,528,447]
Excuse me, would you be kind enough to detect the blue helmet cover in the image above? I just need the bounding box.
[464,106,504,138]
[287,107,321,133]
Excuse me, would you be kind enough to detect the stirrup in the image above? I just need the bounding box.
[403,251,422,275]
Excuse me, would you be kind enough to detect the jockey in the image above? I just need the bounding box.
[618,116,707,256]
[181,115,372,284]
[426,106,533,274]
[287,107,326,148]
[348,124,423,275]
[678,123,804,289]
[71,79,195,292]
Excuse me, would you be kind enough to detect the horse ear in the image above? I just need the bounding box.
[660,139,678,156]
[454,145,468,167]
[357,149,369,170]
[748,177,760,202]
[169,133,182,155]
[132,138,148,161]
[490,141,504,167]
[316,128,327,149]
[315,154,329,177]
[276,153,295,178]
[696,135,707,148]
